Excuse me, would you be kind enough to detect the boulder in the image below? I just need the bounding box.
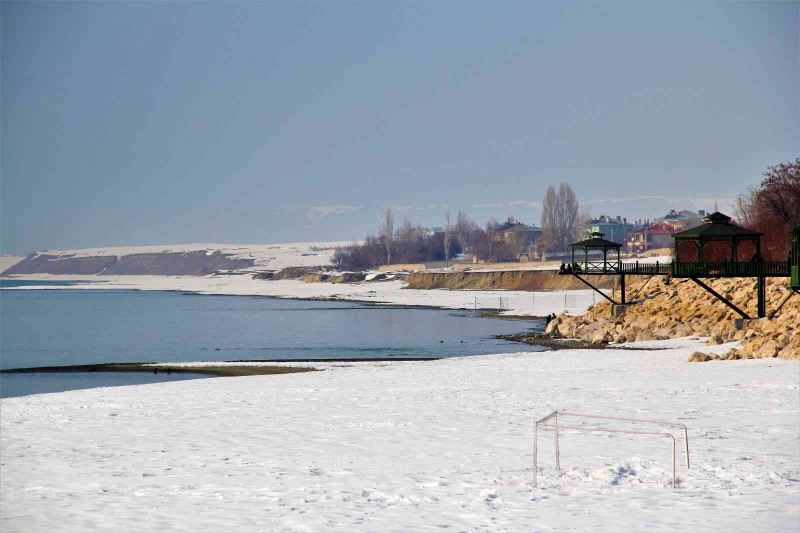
[688,351,712,363]
[754,339,779,358]
[545,316,561,335]
[708,334,724,345]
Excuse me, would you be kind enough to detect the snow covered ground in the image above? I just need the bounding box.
[1,338,797,532]
[2,275,597,316]
[9,242,348,272]
[0,256,23,272]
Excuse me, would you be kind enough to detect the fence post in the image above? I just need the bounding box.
[474,296,477,314]
[563,289,567,310]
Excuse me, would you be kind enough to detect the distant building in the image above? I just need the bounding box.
[488,217,542,258]
[657,209,706,232]
[583,215,637,244]
[421,226,444,237]
[626,222,677,253]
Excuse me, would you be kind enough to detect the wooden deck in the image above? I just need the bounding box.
[568,260,790,278]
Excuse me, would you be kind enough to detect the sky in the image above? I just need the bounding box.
[2,1,798,254]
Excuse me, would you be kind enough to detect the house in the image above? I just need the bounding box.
[421,226,444,237]
[626,222,675,253]
[487,217,542,259]
[583,215,637,244]
[657,209,706,232]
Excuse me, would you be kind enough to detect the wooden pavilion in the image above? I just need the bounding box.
[570,232,622,274]
[561,212,793,320]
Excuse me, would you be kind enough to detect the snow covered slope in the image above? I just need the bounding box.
[0,256,23,272]
[1,339,797,532]
[2,242,347,276]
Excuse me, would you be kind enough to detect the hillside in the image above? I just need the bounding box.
[1,242,345,276]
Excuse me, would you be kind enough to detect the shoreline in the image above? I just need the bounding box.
[0,362,319,378]
[0,274,597,317]
[1,281,553,320]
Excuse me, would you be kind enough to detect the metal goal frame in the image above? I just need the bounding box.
[533,410,690,488]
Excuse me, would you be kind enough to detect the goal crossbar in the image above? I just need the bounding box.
[533,410,690,488]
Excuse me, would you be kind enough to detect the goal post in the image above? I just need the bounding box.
[533,410,690,488]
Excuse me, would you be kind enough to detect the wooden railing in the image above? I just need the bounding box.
[619,262,671,275]
[572,260,790,277]
[671,261,790,278]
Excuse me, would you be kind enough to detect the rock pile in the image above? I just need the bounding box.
[545,276,799,360]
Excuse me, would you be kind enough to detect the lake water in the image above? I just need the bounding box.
[0,281,542,397]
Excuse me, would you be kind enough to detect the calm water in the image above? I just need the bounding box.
[0,281,541,397]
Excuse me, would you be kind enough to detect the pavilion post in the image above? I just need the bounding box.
[757,276,766,318]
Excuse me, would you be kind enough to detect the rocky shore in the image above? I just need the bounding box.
[545,276,799,360]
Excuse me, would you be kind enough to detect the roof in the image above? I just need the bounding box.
[672,212,763,240]
[571,231,622,249]
[660,209,703,221]
[586,218,624,226]
[492,220,540,232]
[629,222,675,236]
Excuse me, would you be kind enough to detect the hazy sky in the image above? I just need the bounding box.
[2,1,798,254]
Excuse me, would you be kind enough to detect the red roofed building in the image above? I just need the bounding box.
[626,222,675,253]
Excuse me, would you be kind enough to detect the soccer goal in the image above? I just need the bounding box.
[533,410,690,488]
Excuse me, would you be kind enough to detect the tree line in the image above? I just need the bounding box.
[332,159,798,271]
[332,182,583,271]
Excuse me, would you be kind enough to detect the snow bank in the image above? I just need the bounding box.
[1,338,797,532]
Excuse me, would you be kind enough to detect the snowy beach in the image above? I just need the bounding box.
[2,243,798,530]
[1,338,797,532]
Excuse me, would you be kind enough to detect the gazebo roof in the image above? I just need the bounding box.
[672,212,762,240]
[571,231,622,249]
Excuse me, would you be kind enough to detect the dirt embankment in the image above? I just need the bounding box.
[546,276,799,360]
[3,251,255,276]
[405,270,648,291]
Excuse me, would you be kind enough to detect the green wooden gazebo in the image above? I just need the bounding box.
[671,212,764,278]
[570,231,621,273]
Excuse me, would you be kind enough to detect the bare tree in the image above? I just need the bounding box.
[540,186,557,252]
[757,158,800,227]
[443,211,452,266]
[380,207,395,265]
[455,211,474,252]
[575,206,591,240]
[733,187,757,226]
[485,216,499,259]
[540,182,580,253]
